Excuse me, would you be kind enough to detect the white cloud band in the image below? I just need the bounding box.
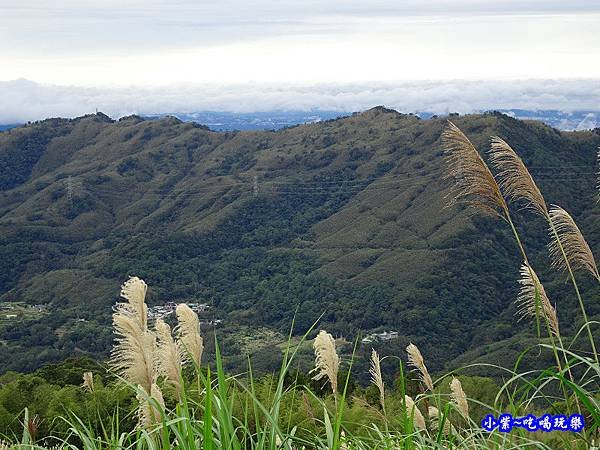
[1,79,600,124]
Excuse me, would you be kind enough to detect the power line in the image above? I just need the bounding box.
[80,177,437,197]
[109,172,594,194]
[84,180,435,198]
[84,170,442,193]
[85,166,595,190]
[37,164,599,204]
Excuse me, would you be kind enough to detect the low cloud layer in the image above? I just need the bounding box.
[1,79,600,124]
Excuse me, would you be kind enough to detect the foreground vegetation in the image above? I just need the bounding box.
[1,122,599,448]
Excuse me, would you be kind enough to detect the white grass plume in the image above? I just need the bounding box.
[369,349,385,411]
[488,136,548,216]
[137,383,165,429]
[120,277,148,329]
[175,304,203,367]
[82,372,94,393]
[310,330,340,395]
[442,121,507,218]
[111,313,156,393]
[110,277,156,393]
[155,318,184,398]
[450,377,469,419]
[428,406,453,435]
[548,205,600,281]
[517,263,560,337]
[406,343,434,391]
[404,395,426,430]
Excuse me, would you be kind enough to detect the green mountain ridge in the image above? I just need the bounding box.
[1,107,599,373]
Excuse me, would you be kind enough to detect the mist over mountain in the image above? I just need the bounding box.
[2,78,600,125]
[1,108,599,374]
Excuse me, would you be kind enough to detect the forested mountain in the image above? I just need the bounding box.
[1,107,599,373]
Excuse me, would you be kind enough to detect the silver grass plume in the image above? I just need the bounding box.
[137,383,165,429]
[442,121,507,218]
[428,406,453,435]
[517,263,560,337]
[155,318,184,398]
[120,276,149,329]
[310,330,340,395]
[369,349,385,411]
[175,304,203,367]
[110,277,156,393]
[450,377,469,419]
[406,343,434,391]
[488,136,548,216]
[404,395,426,430]
[548,205,600,281]
[82,371,94,393]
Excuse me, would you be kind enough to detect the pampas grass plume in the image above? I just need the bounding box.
[82,371,94,393]
[404,395,426,430]
[369,349,385,411]
[110,277,156,393]
[450,377,469,419]
[120,276,149,329]
[488,136,548,216]
[428,406,453,435]
[155,318,183,398]
[442,121,507,217]
[406,343,434,391]
[175,304,203,367]
[548,205,600,281]
[137,383,165,429]
[517,263,560,337]
[311,330,340,395]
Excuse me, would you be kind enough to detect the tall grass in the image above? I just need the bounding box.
[3,122,599,449]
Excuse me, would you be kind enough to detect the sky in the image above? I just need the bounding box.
[1,1,600,121]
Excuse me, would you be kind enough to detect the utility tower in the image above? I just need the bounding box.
[253,175,259,197]
[66,176,74,208]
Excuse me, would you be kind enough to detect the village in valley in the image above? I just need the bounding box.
[0,300,223,326]
[0,302,48,321]
[361,330,399,344]
[148,301,222,326]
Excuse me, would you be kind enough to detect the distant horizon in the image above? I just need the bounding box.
[2,103,598,133]
[2,78,600,126]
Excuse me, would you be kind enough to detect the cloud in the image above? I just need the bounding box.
[1,78,600,123]
[2,2,600,85]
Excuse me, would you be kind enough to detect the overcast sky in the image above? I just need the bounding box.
[1,1,599,120]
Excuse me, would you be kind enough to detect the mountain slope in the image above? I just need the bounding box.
[1,108,599,372]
